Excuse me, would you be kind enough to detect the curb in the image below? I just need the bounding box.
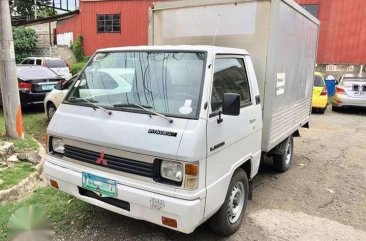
[0,140,46,203]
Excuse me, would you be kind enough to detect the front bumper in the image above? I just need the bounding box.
[44,159,205,234]
[332,94,366,108]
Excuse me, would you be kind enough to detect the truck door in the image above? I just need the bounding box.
[205,55,261,216]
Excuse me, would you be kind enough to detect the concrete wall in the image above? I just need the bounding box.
[23,21,76,64]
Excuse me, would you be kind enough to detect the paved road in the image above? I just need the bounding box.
[56,107,366,241]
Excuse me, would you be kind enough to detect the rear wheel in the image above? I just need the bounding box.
[47,103,57,120]
[208,169,249,236]
[332,105,341,112]
[273,136,293,173]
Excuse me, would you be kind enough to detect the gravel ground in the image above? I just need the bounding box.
[55,106,366,241]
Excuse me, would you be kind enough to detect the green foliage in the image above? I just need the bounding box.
[70,62,87,75]
[10,0,56,18]
[0,163,35,190]
[12,27,38,63]
[72,35,85,62]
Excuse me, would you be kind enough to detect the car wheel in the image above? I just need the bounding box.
[273,136,294,173]
[332,105,341,112]
[47,103,57,120]
[319,107,326,114]
[208,169,249,236]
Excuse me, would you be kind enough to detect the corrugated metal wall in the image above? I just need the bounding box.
[296,0,366,64]
[57,0,156,56]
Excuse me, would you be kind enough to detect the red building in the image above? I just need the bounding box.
[296,0,366,68]
[56,0,160,56]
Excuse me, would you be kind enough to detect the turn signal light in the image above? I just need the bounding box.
[162,216,177,228]
[18,82,32,91]
[50,179,59,189]
[336,86,346,95]
[185,163,198,175]
[320,87,327,96]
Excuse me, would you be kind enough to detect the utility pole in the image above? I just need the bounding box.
[0,0,24,139]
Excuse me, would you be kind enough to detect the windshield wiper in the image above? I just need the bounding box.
[113,103,173,124]
[69,97,112,116]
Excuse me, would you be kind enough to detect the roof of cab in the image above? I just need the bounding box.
[97,45,249,55]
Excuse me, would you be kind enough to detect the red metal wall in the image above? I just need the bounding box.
[296,0,366,64]
[57,0,156,56]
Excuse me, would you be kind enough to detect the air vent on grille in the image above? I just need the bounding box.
[64,145,154,178]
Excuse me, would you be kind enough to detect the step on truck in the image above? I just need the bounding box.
[44,0,319,236]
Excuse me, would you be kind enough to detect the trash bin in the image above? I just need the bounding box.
[325,75,336,97]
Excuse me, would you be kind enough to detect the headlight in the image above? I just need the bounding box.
[51,137,65,154]
[160,160,183,183]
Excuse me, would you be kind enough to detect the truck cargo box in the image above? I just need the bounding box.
[149,0,319,152]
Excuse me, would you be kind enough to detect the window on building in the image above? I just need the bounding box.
[97,14,121,33]
[301,4,319,18]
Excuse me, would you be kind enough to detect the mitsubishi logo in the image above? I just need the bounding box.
[96,151,108,166]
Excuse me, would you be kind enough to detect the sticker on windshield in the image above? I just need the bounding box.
[93,53,106,62]
[74,80,80,88]
[179,99,193,115]
[79,79,87,87]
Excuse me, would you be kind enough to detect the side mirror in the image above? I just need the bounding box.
[222,93,241,116]
[54,82,62,90]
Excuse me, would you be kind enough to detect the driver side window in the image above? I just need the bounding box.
[211,57,252,113]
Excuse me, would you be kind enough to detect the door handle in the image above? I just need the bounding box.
[250,118,256,124]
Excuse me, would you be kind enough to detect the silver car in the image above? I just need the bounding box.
[332,74,366,111]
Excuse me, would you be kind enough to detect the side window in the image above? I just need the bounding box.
[36,59,42,65]
[21,59,28,64]
[211,58,251,112]
[28,59,35,65]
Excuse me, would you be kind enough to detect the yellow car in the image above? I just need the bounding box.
[312,72,328,114]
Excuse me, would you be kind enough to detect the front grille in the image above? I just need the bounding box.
[64,145,154,178]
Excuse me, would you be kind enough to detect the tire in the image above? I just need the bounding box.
[47,103,57,120]
[319,107,326,114]
[208,169,249,236]
[273,136,293,173]
[332,105,341,112]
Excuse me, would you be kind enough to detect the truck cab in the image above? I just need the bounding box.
[45,45,262,235]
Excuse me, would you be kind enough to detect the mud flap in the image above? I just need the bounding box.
[248,180,253,200]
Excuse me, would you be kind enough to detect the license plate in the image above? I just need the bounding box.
[82,172,117,197]
[354,92,365,96]
[41,85,55,91]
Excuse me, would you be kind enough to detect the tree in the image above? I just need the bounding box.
[10,0,56,18]
[12,27,38,63]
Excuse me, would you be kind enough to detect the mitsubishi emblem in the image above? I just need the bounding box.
[96,151,108,166]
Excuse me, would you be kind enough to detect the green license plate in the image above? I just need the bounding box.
[82,172,117,197]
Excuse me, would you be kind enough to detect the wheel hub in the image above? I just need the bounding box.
[228,182,245,224]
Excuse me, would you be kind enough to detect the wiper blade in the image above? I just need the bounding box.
[69,97,112,116]
[113,103,153,109]
[113,103,173,124]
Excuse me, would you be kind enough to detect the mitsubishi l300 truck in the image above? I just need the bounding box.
[44,0,319,236]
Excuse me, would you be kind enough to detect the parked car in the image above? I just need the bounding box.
[332,74,366,111]
[312,72,328,114]
[44,0,319,236]
[8,65,64,107]
[20,57,72,79]
[44,75,76,120]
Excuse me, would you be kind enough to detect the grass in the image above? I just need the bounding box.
[0,163,35,190]
[0,188,93,241]
[0,108,48,151]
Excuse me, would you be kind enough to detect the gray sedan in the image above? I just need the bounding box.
[332,74,366,111]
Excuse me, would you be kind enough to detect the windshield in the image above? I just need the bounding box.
[66,51,206,118]
[314,75,325,87]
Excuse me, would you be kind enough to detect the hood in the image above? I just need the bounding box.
[48,104,191,160]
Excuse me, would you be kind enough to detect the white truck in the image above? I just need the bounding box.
[44,0,319,236]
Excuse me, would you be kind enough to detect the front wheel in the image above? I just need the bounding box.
[47,103,57,120]
[208,169,249,236]
[273,136,294,173]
